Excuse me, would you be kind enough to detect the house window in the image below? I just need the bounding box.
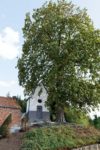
[38,99,42,103]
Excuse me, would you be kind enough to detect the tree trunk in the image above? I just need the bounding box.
[56,107,66,123]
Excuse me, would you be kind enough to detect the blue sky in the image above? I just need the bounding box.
[0,0,100,99]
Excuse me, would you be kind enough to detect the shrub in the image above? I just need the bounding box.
[21,125,100,150]
[0,114,12,137]
[90,115,100,130]
[64,107,90,127]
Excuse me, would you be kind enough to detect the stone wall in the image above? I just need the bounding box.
[72,144,100,150]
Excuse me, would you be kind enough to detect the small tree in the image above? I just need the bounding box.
[0,114,12,137]
[17,0,100,122]
[90,115,100,129]
[13,96,26,113]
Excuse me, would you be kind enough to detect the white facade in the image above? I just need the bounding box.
[26,84,50,122]
[26,84,49,112]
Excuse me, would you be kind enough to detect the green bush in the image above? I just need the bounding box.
[64,107,90,127]
[90,115,100,130]
[21,125,100,150]
[0,114,12,137]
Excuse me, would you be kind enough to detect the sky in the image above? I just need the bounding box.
[0,0,99,102]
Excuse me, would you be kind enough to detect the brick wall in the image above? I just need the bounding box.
[0,107,21,127]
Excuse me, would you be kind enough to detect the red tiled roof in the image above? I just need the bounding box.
[0,96,20,109]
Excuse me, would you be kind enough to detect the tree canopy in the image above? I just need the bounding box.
[17,0,100,121]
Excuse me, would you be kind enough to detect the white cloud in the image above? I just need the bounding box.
[0,80,17,87]
[0,27,20,60]
[0,80,24,98]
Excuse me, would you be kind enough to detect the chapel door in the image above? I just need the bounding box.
[37,106,43,119]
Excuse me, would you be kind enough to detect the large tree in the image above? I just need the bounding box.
[17,0,100,121]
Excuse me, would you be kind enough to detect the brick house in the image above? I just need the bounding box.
[0,96,21,133]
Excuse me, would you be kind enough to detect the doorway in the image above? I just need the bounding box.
[37,106,43,119]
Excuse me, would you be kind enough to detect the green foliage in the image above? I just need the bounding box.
[90,115,100,129]
[14,96,27,113]
[21,125,100,150]
[64,107,90,127]
[17,0,100,120]
[17,99,26,113]
[0,114,12,137]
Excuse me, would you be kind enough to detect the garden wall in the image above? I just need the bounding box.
[72,144,100,150]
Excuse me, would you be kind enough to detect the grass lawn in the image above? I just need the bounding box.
[21,124,100,150]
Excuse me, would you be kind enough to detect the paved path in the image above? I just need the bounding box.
[0,132,24,150]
